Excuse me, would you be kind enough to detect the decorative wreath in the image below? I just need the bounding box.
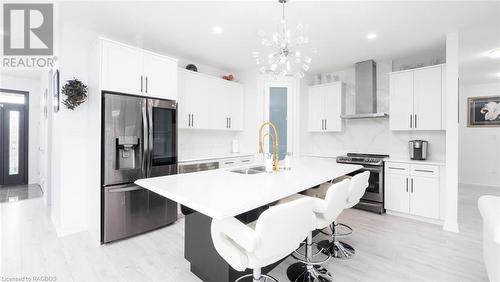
[62,78,88,110]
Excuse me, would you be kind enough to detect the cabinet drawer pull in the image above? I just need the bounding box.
[224,161,235,165]
[414,169,434,173]
[241,159,251,163]
[388,167,405,170]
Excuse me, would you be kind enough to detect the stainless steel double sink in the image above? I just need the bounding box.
[229,165,266,175]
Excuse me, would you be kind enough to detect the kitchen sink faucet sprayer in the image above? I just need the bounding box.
[258,121,280,172]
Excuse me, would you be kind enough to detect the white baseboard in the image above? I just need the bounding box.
[386,210,444,226]
[443,221,459,233]
[55,225,87,237]
[459,182,500,189]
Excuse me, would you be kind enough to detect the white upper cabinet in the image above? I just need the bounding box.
[101,40,143,95]
[389,72,414,130]
[142,51,178,100]
[413,66,442,130]
[308,82,345,132]
[178,69,244,131]
[389,65,445,131]
[101,39,178,100]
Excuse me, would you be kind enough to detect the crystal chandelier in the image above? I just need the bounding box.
[252,0,312,79]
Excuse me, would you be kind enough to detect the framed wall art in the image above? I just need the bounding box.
[468,95,500,127]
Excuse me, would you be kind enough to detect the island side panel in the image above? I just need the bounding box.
[185,212,230,282]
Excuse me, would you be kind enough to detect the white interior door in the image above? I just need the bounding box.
[264,80,296,159]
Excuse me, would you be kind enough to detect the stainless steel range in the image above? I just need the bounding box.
[336,153,389,214]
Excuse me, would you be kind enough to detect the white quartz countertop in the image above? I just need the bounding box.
[179,153,254,163]
[385,157,446,166]
[136,157,362,219]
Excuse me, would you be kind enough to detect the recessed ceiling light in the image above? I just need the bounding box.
[212,25,223,35]
[367,33,377,40]
[486,48,500,59]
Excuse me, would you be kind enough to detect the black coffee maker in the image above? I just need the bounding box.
[409,140,428,160]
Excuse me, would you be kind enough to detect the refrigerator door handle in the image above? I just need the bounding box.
[141,100,148,178]
[147,100,154,178]
[108,185,143,193]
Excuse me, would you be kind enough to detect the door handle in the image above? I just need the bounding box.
[188,114,191,127]
[414,169,434,173]
[414,114,417,129]
[141,101,148,177]
[229,117,231,128]
[388,166,405,170]
[324,119,327,130]
[192,114,194,127]
[409,114,412,129]
[410,178,414,193]
[140,75,143,93]
[226,117,228,128]
[406,177,409,192]
[147,100,153,177]
[145,76,148,93]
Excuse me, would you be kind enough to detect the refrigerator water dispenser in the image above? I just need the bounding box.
[116,136,139,169]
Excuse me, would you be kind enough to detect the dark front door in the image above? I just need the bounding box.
[0,97,28,186]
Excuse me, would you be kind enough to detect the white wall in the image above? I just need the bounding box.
[0,74,41,185]
[459,82,500,188]
[49,22,99,236]
[301,60,446,160]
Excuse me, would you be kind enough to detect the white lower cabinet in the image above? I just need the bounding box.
[385,162,440,220]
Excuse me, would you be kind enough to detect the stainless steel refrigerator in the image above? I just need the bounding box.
[101,92,178,243]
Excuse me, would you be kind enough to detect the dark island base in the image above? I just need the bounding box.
[184,206,284,282]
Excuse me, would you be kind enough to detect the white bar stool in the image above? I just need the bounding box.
[318,171,370,259]
[211,197,315,282]
[279,179,351,282]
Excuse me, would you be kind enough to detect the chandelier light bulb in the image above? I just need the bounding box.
[302,64,310,71]
[304,57,312,64]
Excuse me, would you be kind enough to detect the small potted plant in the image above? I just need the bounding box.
[61,78,88,110]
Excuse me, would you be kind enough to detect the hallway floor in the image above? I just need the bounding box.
[0,184,43,203]
[1,184,498,281]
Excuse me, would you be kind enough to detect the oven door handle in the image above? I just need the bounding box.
[358,167,381,173]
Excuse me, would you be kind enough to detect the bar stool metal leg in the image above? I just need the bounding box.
[286,233,333,282]
[317,222,355,260]
[234,268,278,282]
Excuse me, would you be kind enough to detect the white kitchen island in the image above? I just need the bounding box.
[135,157,362,282]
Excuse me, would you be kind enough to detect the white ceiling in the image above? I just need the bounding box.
[57,1,499,84]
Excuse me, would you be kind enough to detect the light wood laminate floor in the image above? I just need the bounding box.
[1,184,498,282]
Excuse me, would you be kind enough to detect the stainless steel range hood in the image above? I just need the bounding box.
[341,60,388,119]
